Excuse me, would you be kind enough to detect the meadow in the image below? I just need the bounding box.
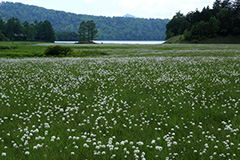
[0,42,240,159]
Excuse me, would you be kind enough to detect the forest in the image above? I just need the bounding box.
[0,17,55,41]
[0,2,169,41]
[165,0,240,41]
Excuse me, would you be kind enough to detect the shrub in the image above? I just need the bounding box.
[44,45,72,56]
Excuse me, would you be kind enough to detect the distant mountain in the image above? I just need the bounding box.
[0,2,170,40]
[123,14,137,18]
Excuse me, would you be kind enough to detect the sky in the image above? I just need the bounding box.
[5,0,215,19]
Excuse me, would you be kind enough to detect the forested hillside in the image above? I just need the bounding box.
[165,0,240,42]
[0,2,169,40]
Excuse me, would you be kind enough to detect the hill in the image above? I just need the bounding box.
[123,14,137,18]
[0,2,169,40]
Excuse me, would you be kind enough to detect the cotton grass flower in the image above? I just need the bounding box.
[1,152,6,156]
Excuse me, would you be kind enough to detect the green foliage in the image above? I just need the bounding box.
[44,45,72,56]
[56,32,79,41]
[78,20,98,42]
[78,21,87,42]
[40,20,56,42]
[0,2,169,40]
[0,17,56,42]
[166,0,240,41]
[166,12,190,39]
[34,20,56,42]
[5,17,23,40]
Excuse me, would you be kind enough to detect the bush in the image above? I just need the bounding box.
[44,45,72,56]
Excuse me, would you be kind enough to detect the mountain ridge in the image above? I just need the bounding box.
[0,2,169,40]
[123,14,137,18]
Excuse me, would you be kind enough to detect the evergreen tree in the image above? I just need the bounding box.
[42,20,56,42]
[233,0,240,18]
[0,19,6,40]
[78,21,87,42]
[166,0,240,41]
[23,21,35,41]
[0,17,56,41]
[6,17,23,40]
[165,12,189,39]
[221,0,232,9]
[78,20,98,42]
[213,0,222,12]
[86,20,98,42]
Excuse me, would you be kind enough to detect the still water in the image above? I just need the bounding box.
[54,40,165,44]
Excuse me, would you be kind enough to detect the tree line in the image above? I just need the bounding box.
[0,17,56,41]
[0,2,169,40]
[0,17,98,42]
[165,0,240,41]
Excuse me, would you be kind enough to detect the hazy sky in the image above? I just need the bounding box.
[6,0,215,18]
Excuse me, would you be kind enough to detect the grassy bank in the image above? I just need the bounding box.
[165,35,240,44]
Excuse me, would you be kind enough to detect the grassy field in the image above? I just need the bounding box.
[0,42,240,159]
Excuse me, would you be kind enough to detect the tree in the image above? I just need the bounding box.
[165,12,189,39]
[217,8,233,35]
[35,20,56,41]
[221,0,232,9]
[201,6,213,22]
[190,21,211,40]
[42,20,56,42]
[78,20,98,42]
[233,0,240,33]
[78,21,87,42]
[5,17,23,40]
[234,0,240,11]
[0,19,6,41]
[208,16,220,37]
[86,20,98,42]
[23,21,35,41]
[213,0,222,12]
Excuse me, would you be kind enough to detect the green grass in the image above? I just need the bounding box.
[0,42,239,159]
[1,41,240,58]
[0,41,47,57]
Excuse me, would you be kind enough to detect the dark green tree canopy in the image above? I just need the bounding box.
[0,17,56,41]
[78,21,87,42]
[166,0,240,41]
[78,20,98,42]
[5,17,23,40]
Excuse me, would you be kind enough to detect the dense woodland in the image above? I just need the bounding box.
[166,0,240,41]
[0,17,55,41]
[0,2,169,40]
